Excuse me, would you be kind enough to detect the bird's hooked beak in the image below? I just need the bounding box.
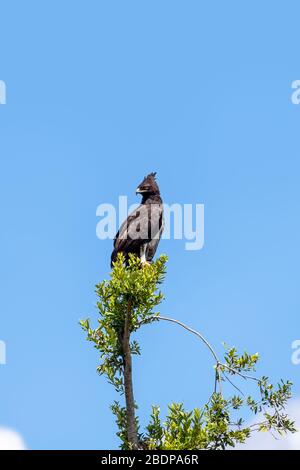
[136,187,146,195]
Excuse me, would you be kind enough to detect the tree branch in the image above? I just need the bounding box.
[158,315,220,363]
[157,315,259,395]
[122,302,139,449]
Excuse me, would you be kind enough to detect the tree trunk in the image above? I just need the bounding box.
[122,303,139,449]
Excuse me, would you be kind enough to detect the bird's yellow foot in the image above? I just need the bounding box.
[141,260,151,267]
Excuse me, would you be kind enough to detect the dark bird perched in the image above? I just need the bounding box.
[111,172,164,268]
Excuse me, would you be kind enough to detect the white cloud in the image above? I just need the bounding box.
[0,427,26,450]
[237,399,300,450]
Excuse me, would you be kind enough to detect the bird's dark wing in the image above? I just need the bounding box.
[113,204,143,248]
[111,203,164,266]
[146,204,164,261]
[112,204,151,264]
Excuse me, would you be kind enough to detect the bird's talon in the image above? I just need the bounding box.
[141,261,151,266]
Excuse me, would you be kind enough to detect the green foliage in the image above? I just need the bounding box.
[222,345,259,373]
[110,367,295,450]
[80,254,167,392]
[81,253,296,450]
[145,395,251,450]
[132,361,294,450]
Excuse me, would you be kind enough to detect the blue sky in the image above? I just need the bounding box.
[0,1,300,449]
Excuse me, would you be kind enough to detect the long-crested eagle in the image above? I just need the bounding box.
[111,172,164,267]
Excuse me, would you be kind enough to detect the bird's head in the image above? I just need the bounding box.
[136,172,160,196]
